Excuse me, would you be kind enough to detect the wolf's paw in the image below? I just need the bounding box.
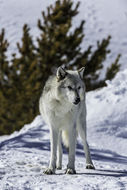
[65,168,76,174]
[43,168,55,175]
[86,164,95,170]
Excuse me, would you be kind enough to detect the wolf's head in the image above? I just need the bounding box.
[56,67,85,105]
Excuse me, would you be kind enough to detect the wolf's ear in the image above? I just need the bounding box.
[56,67,67,82]
[78,67,85,79]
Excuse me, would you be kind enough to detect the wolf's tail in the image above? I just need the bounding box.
[62,130,69,148]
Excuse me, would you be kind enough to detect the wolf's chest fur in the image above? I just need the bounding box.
[46,98,79,130]
[48,98,77,117]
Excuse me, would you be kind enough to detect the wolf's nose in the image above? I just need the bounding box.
[74,97,80,105]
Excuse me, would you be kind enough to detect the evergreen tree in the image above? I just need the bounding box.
[0,25,39,135]
[10,24,40,131]
[37,0,85,86]
[0,29,9,87]
[0,29,13,134]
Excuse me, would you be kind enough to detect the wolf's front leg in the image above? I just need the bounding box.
[44,128,58,175]
[56,131,63,169]
[65,127,76,174]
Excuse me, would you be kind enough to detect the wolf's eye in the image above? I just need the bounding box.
[78,86,81,90]
[68,86,73,90]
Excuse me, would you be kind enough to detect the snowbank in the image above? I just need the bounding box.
[86,69,127,156]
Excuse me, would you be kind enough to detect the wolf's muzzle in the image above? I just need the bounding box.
[73,97,80,105]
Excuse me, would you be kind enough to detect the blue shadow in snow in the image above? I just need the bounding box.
[76,143,127,165]
[0,124,50,151]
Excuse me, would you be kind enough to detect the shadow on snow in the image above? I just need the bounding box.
[76,143,127,165]
[77,169,127,178]
[0,123,50,151]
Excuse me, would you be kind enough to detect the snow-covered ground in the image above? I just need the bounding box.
[0,69,127,189]
[0,0,127,70]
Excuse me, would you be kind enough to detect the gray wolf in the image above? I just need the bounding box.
[39,67,95,174]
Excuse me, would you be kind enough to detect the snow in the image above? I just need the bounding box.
[0,0,127,189]
[0,69,127,189]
